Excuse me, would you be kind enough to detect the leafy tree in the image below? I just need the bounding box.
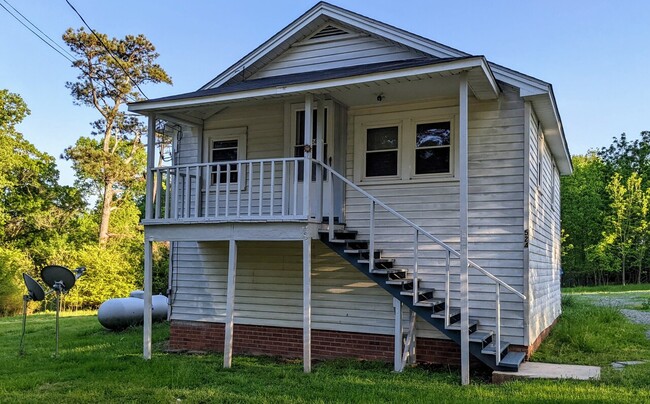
[560,153,609,281]
[598,131,650,184]
[62,28,172,244]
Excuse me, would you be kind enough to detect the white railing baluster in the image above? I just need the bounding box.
[225,164,231,217]
[259,161,264,216]
[204,165,210,218]
[248,162,253,216]
[281,161,287,216]
[496,283,501,366]
[369,200,375,272]
[194,166,200,218]
[215,164,221,217]
[328,169,334,242]
[155,169,162,220]
[413,228,419,305]
[173,168,179,219]
[165,170,170,219]
[270,161,275,216]
[445,251,451,328]
[293,161,298,216]
[236,162,242,217]
[184,166,190,219]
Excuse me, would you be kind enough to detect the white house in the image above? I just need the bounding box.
[129,2,571,382]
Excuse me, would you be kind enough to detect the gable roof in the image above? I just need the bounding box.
[129,2,572,174]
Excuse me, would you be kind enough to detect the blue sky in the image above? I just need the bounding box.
[1,0,649,185]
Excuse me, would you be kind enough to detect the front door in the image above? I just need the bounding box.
[290,102,335,219]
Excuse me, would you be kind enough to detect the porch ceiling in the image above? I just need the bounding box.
[128,56,498,119]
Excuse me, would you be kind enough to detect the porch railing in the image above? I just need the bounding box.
[149,157,310,221]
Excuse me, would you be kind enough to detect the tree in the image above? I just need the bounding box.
[62,28,172,244]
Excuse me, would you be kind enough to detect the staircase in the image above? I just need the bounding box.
[319,226,526,372]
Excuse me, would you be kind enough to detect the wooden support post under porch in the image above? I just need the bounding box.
[223,239,238,368]
[459,72,470,385]
[143,113,156,360]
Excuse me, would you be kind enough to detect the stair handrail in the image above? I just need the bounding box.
[313,158,526,301]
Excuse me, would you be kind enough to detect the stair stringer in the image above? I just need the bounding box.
[320,235,521,372]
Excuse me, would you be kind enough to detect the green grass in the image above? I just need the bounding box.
[563,283,650,294]
[1,298,650,403]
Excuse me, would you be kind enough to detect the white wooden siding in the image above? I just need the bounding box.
[170,241,420,336]
[527,110,562,342]
[345,87,526,344]
[250,31,424,80]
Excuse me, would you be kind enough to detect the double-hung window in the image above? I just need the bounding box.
[365,126,399,177]
[204,127,247,186]
[415,121,451,175]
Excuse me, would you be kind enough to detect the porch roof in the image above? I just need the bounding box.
[128,55,499,114]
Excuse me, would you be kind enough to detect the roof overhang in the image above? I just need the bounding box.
[129,56,498,114]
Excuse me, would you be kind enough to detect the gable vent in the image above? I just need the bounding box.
[311,25,349,39]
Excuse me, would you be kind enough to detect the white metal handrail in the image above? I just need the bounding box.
[315,159,524,367]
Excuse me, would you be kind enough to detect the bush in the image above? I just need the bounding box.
[0,247,33,316]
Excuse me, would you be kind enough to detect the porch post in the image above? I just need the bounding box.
[145,113,156,220]
[393,298,402,372]
[303,94,313,219]
[315,96,325,222]
[224,239,238,368]
[459,72,470,385]
[143,236,153,360]
[303,233,312,373]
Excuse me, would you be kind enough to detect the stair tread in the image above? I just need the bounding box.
[446,319,479,330]
[370,268,408,275]
[415,298,443,307]
[499,351,526,369]
[481,341,510,356]
[385,277,414,285]
[344,248,380,254]
[318,229,357,235]
[431,308,460,319]
[468,330,493,343]
[400,288,434,296]
[358,258,393,264]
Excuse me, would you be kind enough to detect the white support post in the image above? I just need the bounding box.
[143,237,153,360]
[224,239,238,368]
[303,235,312,373]
[145,114,156,220]
[303,94,313,219]
[393,298,403,372]
[459,71,470,385]
[315,96,325,222]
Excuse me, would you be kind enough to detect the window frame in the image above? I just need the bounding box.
[203,127,247,189]
[354,109,457,184]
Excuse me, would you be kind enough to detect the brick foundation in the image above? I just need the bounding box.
[169,320,467,365]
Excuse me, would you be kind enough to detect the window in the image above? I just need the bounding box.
[415,122,450,174]
[204,128,247,186]
[355,110,456,183]
[365,126,399,177]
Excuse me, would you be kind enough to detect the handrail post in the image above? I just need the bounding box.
[413,228,419,305]
[369,200,375,272]
[303,93,313,219]
[145,114,156,220]
[328,168,334,242]
[445,251,450,328]
[496,283,501,366]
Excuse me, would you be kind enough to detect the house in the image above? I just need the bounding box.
[129,2,571,383]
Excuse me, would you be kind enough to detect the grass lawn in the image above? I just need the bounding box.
[1,298,650,403]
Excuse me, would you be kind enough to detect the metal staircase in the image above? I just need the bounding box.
[314,159,527,372]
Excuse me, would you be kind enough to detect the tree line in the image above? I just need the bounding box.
[562,132,650,286]
[0,28,171,316]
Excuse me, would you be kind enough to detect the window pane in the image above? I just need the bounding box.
[416,122,450,147]
[212,148,238,162]
[213,140,238,149]
[366,151,398,177]
[416,148,450,174]
[367,127,398,151]
[295,109,328,145]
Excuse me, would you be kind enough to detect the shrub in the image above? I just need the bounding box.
[0,247,33,316]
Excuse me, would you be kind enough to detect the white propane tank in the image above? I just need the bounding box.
[97,293,168,330]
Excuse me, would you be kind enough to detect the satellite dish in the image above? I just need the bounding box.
[41,265,76,292]
[22,273,45,302]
